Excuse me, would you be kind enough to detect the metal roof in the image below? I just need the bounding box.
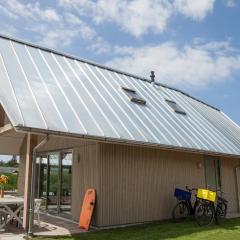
[0,34,240,157]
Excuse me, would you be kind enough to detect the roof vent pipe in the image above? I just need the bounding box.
[150,71,155,83]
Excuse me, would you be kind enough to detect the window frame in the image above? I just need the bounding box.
[122,87,146,105]
[165,99,186,115]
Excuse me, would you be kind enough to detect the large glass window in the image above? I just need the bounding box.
[36,151,72,217]
[60,153,72,212]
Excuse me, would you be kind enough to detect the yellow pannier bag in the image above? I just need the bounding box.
[197,189,216,202]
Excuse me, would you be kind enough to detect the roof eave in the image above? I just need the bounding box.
[14,125,240,159]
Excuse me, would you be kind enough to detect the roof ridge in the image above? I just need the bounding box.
[0,33,219,112]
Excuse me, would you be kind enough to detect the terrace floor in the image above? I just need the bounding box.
[0,212,86,240]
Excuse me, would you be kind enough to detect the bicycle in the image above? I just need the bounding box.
[195,187,219,226]
[172,186,199,223]
[195,197,215,226]
[215,190,228,225]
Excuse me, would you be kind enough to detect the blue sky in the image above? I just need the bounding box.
[0,0,239,126]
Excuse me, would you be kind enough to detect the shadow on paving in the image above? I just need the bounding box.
[44,218,240,240]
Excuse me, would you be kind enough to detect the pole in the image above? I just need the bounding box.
[27,135,49,237]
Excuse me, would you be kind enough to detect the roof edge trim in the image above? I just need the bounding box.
[15,125,240,159]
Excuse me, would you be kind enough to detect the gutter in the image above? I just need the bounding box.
[15,126,240,159]
[27,135,49,237]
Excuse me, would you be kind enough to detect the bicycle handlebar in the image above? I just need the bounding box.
[185,186,197,192]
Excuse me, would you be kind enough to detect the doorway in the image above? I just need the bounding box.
[36,151,72,218]
[204,156,221,191]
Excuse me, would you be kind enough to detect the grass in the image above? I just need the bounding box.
[35,218,240,240]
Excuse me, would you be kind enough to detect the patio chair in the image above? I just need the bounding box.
[0,207,7,225]
[34,199,42,227]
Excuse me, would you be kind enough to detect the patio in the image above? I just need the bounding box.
[0,212,86,239]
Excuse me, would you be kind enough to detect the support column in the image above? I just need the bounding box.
[17,135,28,196]
[23,133,38,230]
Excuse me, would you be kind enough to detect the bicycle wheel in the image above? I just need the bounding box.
[195,201,215,226]
[172,201,190,223]
[215,202,227,225]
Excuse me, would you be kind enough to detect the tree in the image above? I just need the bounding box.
[3,155,19,167]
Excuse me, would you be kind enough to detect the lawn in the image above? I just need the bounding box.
[35,218,240,240]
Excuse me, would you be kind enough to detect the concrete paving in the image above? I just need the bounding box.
[0,212,86,239]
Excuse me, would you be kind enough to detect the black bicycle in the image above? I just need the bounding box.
[195,188,228,226]
[172,186,198,223]
[215,190,228,225]
[195,198,215,226]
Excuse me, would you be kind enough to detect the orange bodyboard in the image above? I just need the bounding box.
[79,188,96,230]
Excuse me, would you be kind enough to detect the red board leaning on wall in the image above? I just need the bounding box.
[79,189,96,230]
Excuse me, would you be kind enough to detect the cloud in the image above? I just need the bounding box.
[59,0,216,37]
[106,41,240,89]
[87,37,112,54]
[226,0,236,7]
[0,0,60,22]
[174,0,215,20]
[0,0,96,48]
[0,23,18,36]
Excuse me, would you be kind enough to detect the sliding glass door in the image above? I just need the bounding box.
[36,151,72,217]
[60,153,72,212]
[48,153,59,213]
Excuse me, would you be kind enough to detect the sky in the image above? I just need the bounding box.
[0,0,239,128]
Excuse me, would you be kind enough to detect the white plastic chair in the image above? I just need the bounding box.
[34,199,42,227]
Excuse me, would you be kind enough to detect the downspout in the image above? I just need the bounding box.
[27,135,49,237]
[236,165,240,212]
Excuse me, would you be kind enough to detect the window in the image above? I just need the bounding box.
[122,87,146,105]
[165,99,186,115]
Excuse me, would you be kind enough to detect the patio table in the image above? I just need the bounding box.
[0,195,24,229]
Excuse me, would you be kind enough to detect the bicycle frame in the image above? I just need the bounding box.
[177,196,199,216]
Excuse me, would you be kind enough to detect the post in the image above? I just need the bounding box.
[28,135,49,236]
[23,133,38,230]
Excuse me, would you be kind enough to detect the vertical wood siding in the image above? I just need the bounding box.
[17,135,240,227]
[71,142,100,224]
[0,104,10,126]
[0,105,4,127]
[97,143,205,226]
[221,157,240,212]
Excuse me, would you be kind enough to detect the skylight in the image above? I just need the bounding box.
[122,87,146,105]
[165,99,186,115]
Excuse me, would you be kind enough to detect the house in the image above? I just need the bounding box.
[0,34,240,231]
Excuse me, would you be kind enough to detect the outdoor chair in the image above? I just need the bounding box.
[16,198,42,228]
[0,207,7,225]
[34,199,42,227]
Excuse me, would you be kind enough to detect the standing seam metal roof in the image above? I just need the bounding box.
[0,34,240,157]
